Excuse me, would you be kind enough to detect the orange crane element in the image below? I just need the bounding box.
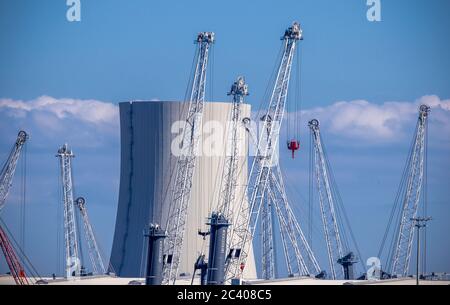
[0,226,29,285]
[0,130,29,285]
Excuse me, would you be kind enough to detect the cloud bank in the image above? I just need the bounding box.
[300,95,450,143]
[0,96,119,149]
[0,95,449,148]
[0,95,118,126]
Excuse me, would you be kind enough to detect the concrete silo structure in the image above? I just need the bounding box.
[110,100,257,280]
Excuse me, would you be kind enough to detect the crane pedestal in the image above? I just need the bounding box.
[337,252,358,280]
[206,213,230,285]
[145,224,167,285]
[193,254,208,285]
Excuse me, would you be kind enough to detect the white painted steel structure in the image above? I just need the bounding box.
[162,32,215,285]
[226,22,321,281]
[309,119,344,280]
[0,131,28,214]
[56,144,81,279]
[390,105,430,277]
[75,197,107,275]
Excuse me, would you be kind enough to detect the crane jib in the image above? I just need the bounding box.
[162,31,214,285]
[0,131,29,285]
[225,22,322,282]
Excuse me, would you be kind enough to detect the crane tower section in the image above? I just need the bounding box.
[163,31,214,285]
[390,105,430,277]
[56,144,81,279]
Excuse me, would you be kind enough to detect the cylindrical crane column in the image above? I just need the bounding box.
[206,213,230,285]
[193,254,208,285]
[145,224,167,285]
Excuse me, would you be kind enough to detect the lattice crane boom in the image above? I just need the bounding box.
[75,197,106,275]
[0,226,29,285]
[216,76,248,220]
[198,77,248,286]
[0,131,28,214]
[390,105,430,277]
[261,184,275,279]
[269,166,321,276]
[309,119,344,279]
[162,32,214,285]
[56,144,81,279]
[226,22,320,280]
[0,130,29,285]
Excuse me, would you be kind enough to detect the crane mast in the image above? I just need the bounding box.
[309,119,345,279]
[0,131,29,285]
[226,22,321,281]
[56,144,81,279]
[162,31,214,285]
[390,105,430,277]
[75,197,106,275]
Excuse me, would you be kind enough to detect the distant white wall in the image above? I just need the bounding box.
[110,100,256,280]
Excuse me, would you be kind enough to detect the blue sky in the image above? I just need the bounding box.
[0,0,449,277]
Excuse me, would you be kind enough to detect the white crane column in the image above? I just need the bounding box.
[56,144,81,279]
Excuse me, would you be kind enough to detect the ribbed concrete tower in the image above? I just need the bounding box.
[110,100,257,280]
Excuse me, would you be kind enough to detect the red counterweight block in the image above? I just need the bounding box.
[287,139,300,159]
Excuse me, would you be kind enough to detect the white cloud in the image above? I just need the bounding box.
[300,95,450,142]
[0,96,119,149]
[1,95,449,148]
[0,96,118,126]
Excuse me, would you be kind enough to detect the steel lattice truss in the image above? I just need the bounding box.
[261,179,275,279]
[0,131,29,285]
[0,131,28,214]
[0,226,29,285]
[75,197,107,275]
[390,105,430,277]
[226,22,321,281]
[162,32,214,285]
[268,166,321,277]
[56,144,81,279]
[309,119,344,280]
[216,77,248,220]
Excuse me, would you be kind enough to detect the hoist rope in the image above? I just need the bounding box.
[377,120,419,271]
[56,158,62,276]
[320,133,366,272]
[295,45,302,137]
[139,230,147,278]
[160,42,199,228]
[70,164,85,272]
[20,143,27,252]
[308,131,314,247]
[422,117,429,274]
